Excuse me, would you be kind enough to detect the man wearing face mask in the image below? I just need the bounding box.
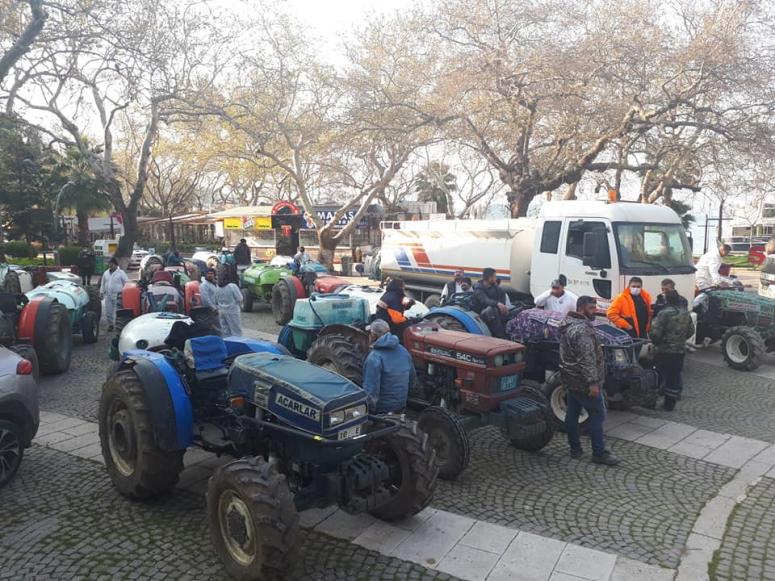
[559,295,619,465]
[440,269,466,304]
[607,277,653,339]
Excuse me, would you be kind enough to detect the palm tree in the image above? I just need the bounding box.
[414,162,457,216]
[47,145,111,246]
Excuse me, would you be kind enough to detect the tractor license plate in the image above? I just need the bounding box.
[338,425,362,440]
[500,375,519,392]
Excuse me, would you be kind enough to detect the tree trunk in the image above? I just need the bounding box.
[318,228,337,271]
[717,199,725,245]
[508,190,532,218]
[76,205,90,246]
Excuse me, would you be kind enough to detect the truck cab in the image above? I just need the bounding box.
[530,201,696,308]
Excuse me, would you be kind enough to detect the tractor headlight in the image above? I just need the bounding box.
[328,404,367,427]
[136,339,149,350]
[612,348,629,365]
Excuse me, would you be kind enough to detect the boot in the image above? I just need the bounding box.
[663,396,677,411]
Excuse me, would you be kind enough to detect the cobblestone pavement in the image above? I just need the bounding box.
[431,426,735,568]
[710,476,775,581]
[637,357,775,443]
[0,446,458,581]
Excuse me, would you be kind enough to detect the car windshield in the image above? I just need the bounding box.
[614,223,693,273]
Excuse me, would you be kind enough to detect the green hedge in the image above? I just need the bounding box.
[3,241,34,258]
[57,245,81,267]
[8,257,46,267]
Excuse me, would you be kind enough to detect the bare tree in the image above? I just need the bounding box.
[0,0,47,84]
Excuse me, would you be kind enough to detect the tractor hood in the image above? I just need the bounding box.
[241,262,291,286]
[26,280,89,311]
[229,352,367,438]
[45,270,82,284]
[118,312,192,354]
[406,324,523,366]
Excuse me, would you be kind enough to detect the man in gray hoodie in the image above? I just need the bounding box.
[558,296,620,466]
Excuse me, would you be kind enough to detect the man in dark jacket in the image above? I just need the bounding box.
[440,269,465,304]
[471,267,509,338]
[559,296,619,466]
[77,245,96,286]
[233,238,251,266]
[362,319,415,413]
[653,278,689,317]
[650,290,695,411]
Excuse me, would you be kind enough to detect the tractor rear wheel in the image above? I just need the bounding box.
[98,369,184,498]
[271,279,296,326]
[241,288,254,313]
[307,333,366,384]
[542,372,590,434]
[506,383,556,452]
[722,326,766,371]
[366,416,438,521]
[86,285,102,321]
[417,406,469,480]
[207,457,300,581]
[35,302,73,375]
[81,310,98,344]
[423,313,466,332]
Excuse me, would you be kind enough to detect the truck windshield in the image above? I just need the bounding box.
[613,223,694,273]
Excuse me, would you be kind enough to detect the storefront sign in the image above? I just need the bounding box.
[271,201,301,215]
[305,206,369,230]
[223,217,242,229]
[243,216,272,230]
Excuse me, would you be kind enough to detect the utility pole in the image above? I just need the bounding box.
[109,213,115,238]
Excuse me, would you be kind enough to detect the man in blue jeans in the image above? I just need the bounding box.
[558,296,620,466]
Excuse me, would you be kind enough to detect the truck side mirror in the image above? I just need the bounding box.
[582,231,606,267]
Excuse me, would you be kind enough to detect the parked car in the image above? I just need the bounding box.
[0,345,39,487]
[128,247,149,270]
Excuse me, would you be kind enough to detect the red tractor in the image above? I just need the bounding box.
[116,271,201,334]
[283,312,555,480]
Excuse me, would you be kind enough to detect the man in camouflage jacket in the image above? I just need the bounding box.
[558,296,619,466]
[650,290,695,411]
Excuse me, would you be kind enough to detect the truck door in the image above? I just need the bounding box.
[559,220,616,308]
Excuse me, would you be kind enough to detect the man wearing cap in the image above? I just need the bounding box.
[362,319,416,414]
[100,257,128,332]
[534,276,578,316]
[440,269,466,304]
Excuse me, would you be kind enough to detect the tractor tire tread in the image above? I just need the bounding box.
[721,326,766,371]
[417,406,470,481]
[307,334,366,384]
[271,279,295,326]
[35,302,72,375]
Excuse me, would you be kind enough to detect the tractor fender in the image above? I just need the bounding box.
[121,282,142,317]
[286,275,306,300]
[425,306,490,335]
[119,352,193,451]
[223,336,290,357]
[317,323,370,353]
[184,280,201,314]
[17,295,48,342]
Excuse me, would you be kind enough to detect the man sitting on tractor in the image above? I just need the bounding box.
[362,319,415,414]
[534,275,578,316]
[696,243,732,291]
[472,267,510,338]
[376,277,415,336]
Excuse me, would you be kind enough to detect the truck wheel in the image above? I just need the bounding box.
[4,270,21,294]
[542,373,589,434]
[417,406,469,480]
[424,313,466,332]
[0,419,23,487]
[307,333,365,385]
[241,288,254,313]
[722,326,766,371]
[98,369,184,498]
[207,457,300,581]
[81,310,99,344]
[271,279,295,326]
[366,416,438,521]
[86,285,102,321]
[35,302,73,375]
[506,383,556,452]
[11,344,39,382]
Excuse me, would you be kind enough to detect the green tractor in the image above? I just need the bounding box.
[239,256,294,312]
[695,290,775,371]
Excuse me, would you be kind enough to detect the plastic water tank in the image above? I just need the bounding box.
[290,294,370,330]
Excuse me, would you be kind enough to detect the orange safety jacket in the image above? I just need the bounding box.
[606,289,653,337]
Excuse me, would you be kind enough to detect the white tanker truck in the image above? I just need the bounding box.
[380,200,696,309]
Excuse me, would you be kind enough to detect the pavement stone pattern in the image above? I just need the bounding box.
[637,355,775,443]
[429,426,735,568]
[710,476,775,581]
[0,446,460,581]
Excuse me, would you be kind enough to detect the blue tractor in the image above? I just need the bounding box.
[99,334,438,580]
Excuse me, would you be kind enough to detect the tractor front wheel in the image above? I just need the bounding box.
[35,302,73,375]
[86,285,102,321]
[241,288,254,313]
[722,326,766,371]
[366,416,438,521]
[207,457,300,581]
[307,333,366,385]
[98,369,184,498]
[506,383,555,452]
[542,372,590,434]
[417,406,469,480]
[271,279,296,326]
[81,310,98,344]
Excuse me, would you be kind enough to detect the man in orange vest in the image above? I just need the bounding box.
[607,277,653,339]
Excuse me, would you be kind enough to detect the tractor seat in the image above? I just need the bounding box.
[184,335,229,387]
[151,271,174,285]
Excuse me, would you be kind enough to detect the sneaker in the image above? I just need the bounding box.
[570,449,583,459]
[592,452,620,466]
